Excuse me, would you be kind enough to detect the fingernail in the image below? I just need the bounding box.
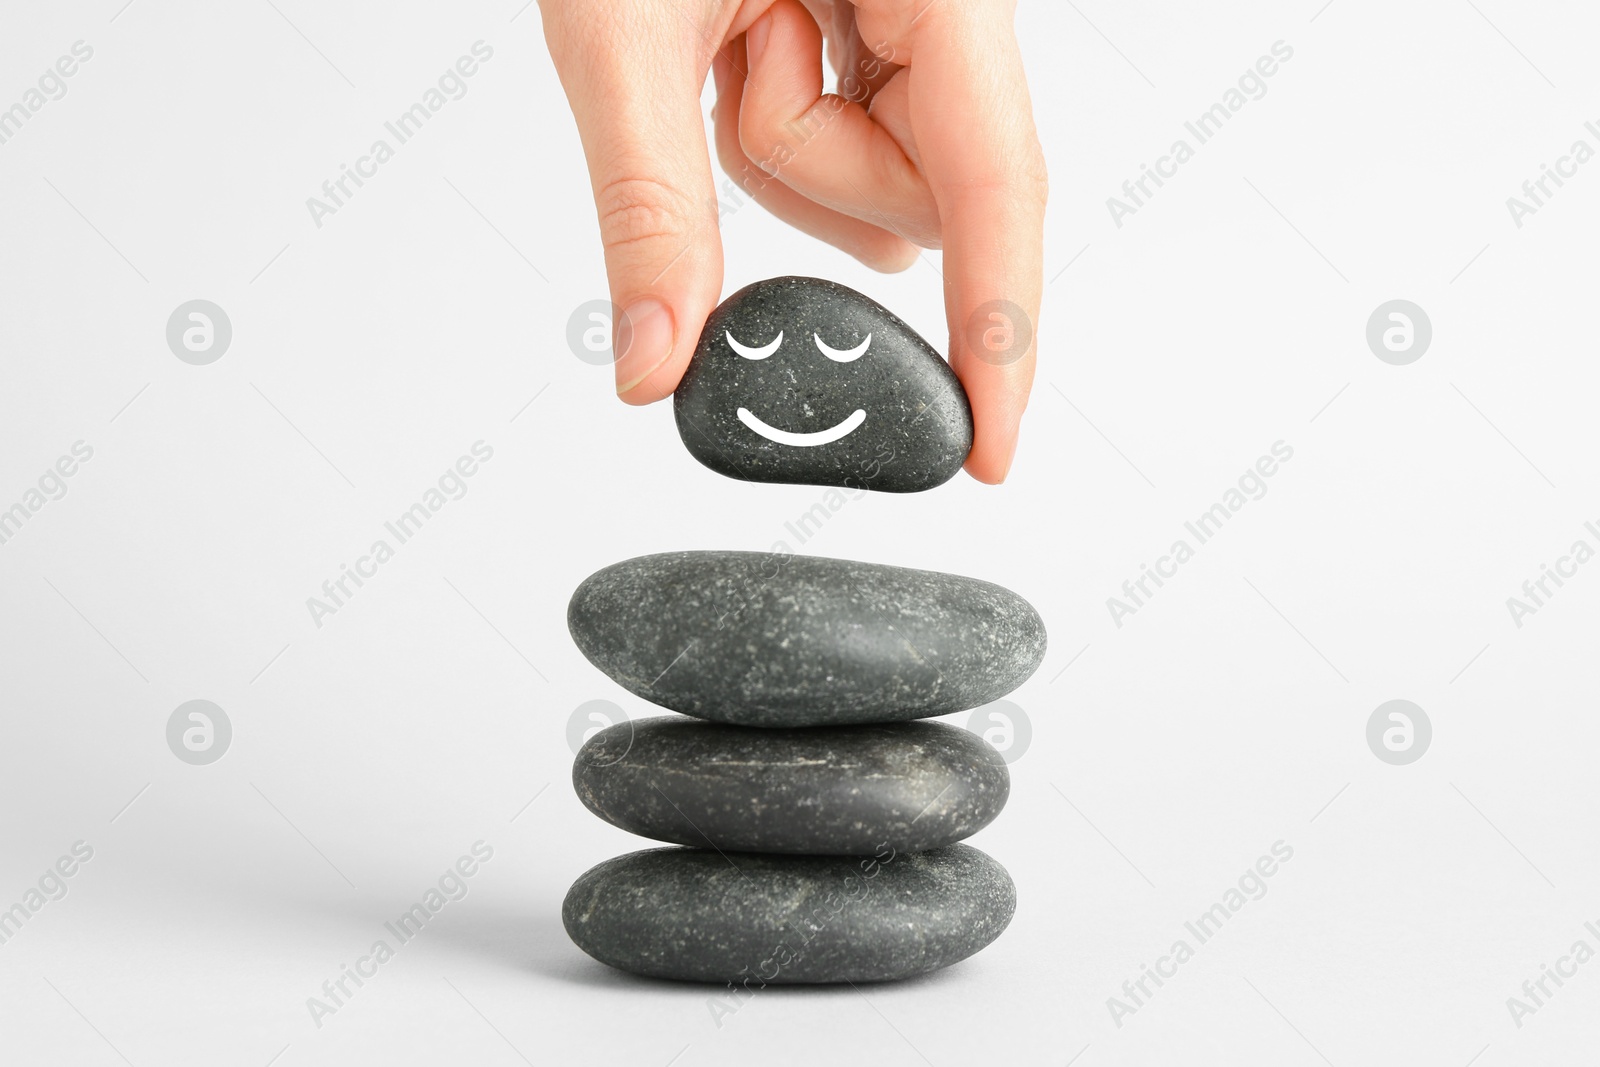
[746,14,771,68]
[614,298,674,396]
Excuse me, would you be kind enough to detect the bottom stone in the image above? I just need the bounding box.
[562,844,1015,983]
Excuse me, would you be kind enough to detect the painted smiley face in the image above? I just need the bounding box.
[724,329,870,446]
[673,276,973,493]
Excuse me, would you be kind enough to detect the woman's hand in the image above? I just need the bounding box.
[542,0,1046,482]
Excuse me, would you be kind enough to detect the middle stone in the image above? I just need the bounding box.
[573,716,1009,855]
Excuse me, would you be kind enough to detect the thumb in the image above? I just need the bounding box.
[544,5,724,404]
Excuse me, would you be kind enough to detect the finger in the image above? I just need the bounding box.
[542,3,725,404]
[798,1,899,106]
[834,19,900,107]
[795,0,848,74]
[867,70,919,169]
[740,0,940,246]
[713,40,917,272]
[910,3,1048,483]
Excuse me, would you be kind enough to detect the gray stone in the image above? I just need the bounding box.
[573,717,1008,854]
[567,551,1046,727]
[674,276,972,493]
[562,844,1014,983]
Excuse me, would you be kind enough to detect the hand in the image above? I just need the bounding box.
[542,0,1046,483]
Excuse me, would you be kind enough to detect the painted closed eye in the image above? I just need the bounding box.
[725,330,783,360]
[813,332,871,363]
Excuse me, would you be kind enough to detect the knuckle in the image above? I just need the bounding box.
[594,175,694,252]
[953,151,1050,218]
[1022,150,1050,204]
[997,145,1051,211]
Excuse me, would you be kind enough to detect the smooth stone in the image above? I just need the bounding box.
[562,844,1014,983]
[573,717,1008,854]
[674,276,972,493]
[567,551,1046,727]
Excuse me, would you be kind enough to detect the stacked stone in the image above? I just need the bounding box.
[560,275,1045,983]
[561,551,1046,983]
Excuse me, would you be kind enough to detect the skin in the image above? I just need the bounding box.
[542,0,1047,483]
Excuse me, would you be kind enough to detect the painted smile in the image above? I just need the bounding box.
[736,407,866,447]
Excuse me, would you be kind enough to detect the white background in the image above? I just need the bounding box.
[2,1,1598,1064]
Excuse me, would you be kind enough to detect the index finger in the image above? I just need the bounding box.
[907,2,1047,483]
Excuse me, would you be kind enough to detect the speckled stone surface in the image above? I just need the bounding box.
[673,276,972,493]
[562,844,1015,983]
[573,717,1009,854]
[567,551,1047,727]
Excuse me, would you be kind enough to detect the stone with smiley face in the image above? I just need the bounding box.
[673,276,973,492]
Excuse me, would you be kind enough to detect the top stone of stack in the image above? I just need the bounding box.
[568,551,1046,728]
